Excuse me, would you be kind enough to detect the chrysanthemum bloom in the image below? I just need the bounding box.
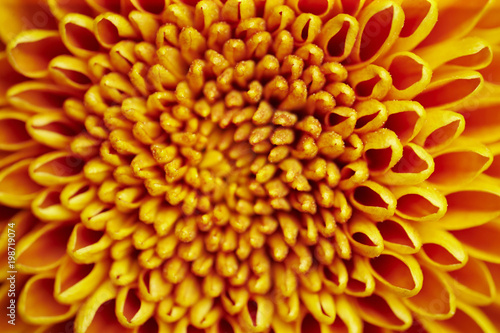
[1,0,500,331]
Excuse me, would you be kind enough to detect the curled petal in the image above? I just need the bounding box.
[414,69,483,109]
[49,55,94,90]
[94,13,139,49]
[29,151,85,186]
[74,281,125,333]
[345,212,384,258]
[299,288,336,325]
[16,222,73,274]
[416,226,468,271]
[156,295,188,324]
[404,265,456,320]
[130,0,166,16]
[26,111,83,150]
[54,256,109,304]
[48,0,93,19]
[7,29,67,78]
[353,292,413,330]
[67,223,112,264]
[31,187,79,222]
[238,296,274,332]
[382,100,426,145]
[389,0,438,53]
[412,110,465,154]
[59,13,101,58]
[321,257,348,295]
[348,65,392,101]
[353,100,388,134]
[0,159,43,208]
[286,0,336,18]
[374,143,434,186]
[18,274,78,325]
[290,13,322,46]
[446,257,496,306]
[316,14,359,62]
[116,286,156,328]
[436,176,500,229]
[60,181,96,212]
[391,184,447,222]
[361,128,403,175]
[189,297,222,329]
[0,110,36,151]
[347,0,404,68]
[138,268,173,303]
[7,81,81,113]
[367,250,423,297]
[380,52,432,100]
[344,254,375,297]
[376,216,421,254]
[349,181,396,222]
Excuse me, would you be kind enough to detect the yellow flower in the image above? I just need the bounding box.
[1,0,500,332]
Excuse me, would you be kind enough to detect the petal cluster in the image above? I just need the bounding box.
[1,0,500,332]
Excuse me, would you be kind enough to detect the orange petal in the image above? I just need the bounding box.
[353,292,412,330]
[0,109,36,151]
[426,138,492,188]
[376,216,421,254]
[349,181,396,222]
[379,51,432,100]
[7,81,81,113]
[345,212,384,258]
[18,274,77,325]
[416,226,468,271]
[391,184,447,222]
[367,250,423,297]
[0,52,25,106]
[29,151,85,187]
[7,29,68,79]
[49,55,94,90]
[0,159,43,208]
[436,175,500,229]
[344,254,375,297]
[414,69,483,109]
[412,109,465,154]
[451,219,500,264]
[404,265,456,320]
[446,256,496,306]
[47,0,93,19]
[458,97,500,144]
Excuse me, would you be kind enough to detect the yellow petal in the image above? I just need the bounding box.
[59,13,101,58]
[94,12,139,49]
[346,0,404,69]
[7,29,68,79]
[458,97,500,143]
[0,52,25,106]
[391,184,447,222]
[47,0,93,20]
[16,222,73,274]
[376,216,421,254]
[74,281,128,333]
[345,212,384,258]
[18,274,78,325]
[67,223,112,264]
[116,286,156,328]
[29,151,85,186]
[348,180,396,222]
[404,265,456,319]
[31,187,79,222]
[316,13,359,62]
[367,250,423,297]
[54,256,109,304]
[0,0,57,44]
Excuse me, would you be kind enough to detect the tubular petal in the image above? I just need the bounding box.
[7,29,67,79]
[0,159,43,208]
[353,292,413,330]
[18,274,78,325]
[391,184,447,222]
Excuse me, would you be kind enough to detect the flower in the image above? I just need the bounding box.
[1,0,500,332]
